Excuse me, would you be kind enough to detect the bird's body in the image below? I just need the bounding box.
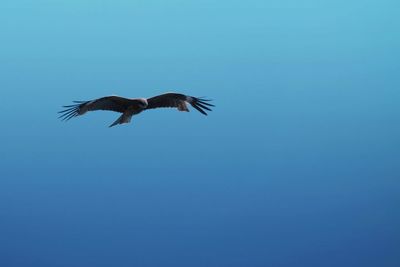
[59,92,213,127]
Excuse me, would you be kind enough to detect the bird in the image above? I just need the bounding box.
[59,92,214,127]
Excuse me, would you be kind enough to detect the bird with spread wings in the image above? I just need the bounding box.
[59,92,214,127]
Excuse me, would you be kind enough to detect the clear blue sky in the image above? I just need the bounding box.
[1,1,399,266]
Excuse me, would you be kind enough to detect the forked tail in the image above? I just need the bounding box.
[109,113,133,127]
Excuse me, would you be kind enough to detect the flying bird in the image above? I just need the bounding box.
[59,92,214,127]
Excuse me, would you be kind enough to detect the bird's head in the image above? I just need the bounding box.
[138,98,148,109]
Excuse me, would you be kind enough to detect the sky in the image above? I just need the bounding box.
[0,0,399,266]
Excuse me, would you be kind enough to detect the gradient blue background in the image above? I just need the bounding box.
[1,1,399,266]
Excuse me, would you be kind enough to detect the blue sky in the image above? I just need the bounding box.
[0,1,399,266]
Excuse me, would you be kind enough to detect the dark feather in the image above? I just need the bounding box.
[58,96,134,121]
[146,93,213,115]
[195,102,212,111]
[191,103,208,115]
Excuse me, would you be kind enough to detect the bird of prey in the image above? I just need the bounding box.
[59,92,214,127]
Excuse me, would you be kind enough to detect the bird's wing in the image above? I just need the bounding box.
[146,93,214,115]
[58,96,133,121]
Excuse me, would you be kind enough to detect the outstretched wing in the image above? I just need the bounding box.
[58,96,132,121]
[146,93,214,115]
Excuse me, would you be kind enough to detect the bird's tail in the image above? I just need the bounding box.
[109,113,133,127]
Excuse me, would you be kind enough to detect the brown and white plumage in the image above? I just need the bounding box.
[59,92,214,127]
